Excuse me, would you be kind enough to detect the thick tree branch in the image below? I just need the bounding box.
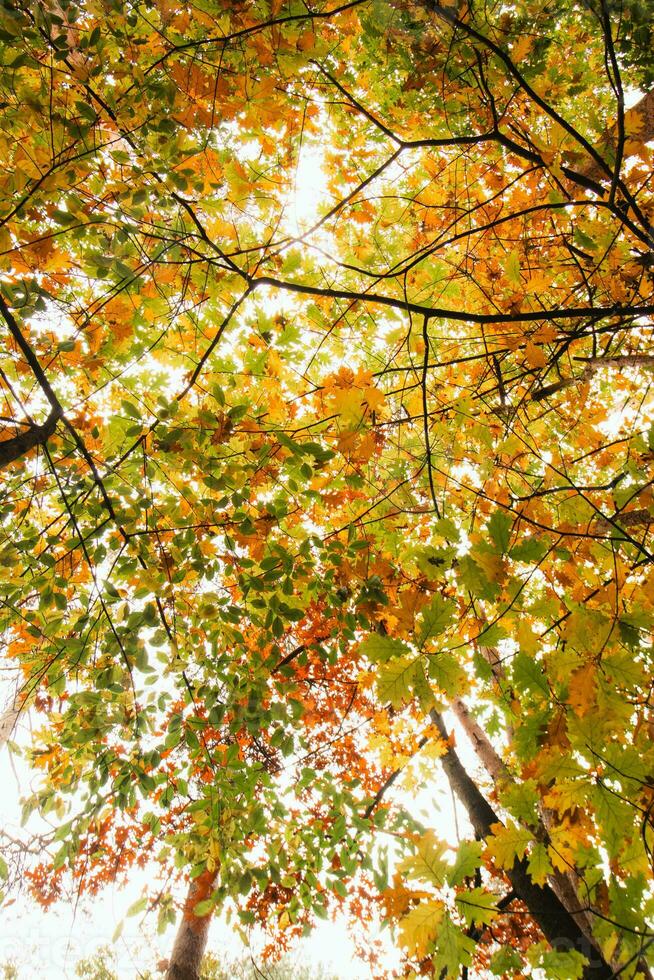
[0,406,60,468]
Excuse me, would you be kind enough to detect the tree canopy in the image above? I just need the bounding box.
[1,0,653,977]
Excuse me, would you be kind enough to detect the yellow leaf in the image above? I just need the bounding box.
[399,899,444,957]
[485,822,534,869]
[543,780,587,815]
[363,385,385,412]
[531,323,558,344]
[548,838,578,874]
[511,35,535,61]
[422,738,449,760]
[525,341,548,369]
[399,831,449,887]
[568,662,596,717]
[475,550,505,584]
[516,619,540,655]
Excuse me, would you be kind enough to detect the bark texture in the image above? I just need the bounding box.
[450,697,509,784]
[0,408,60,469]
[165,869,217,980]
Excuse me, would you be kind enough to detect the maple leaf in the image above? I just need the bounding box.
[398,899,444,957]
[485,822,534,870]
[376,655,421,708]
[433,912,476,977]
[530,946,587,980]
[399,831,450,887]
[359,634,409,662]
[503,249,522,286]
[525,340,548,369]
[527,842,553,886]
[417,593,455,647]
[490,946,524,975]
[362,385,385,412]
[427,652,467,697]
[448,840,483,886]
[455,886,500,927]
[567,662,597,716]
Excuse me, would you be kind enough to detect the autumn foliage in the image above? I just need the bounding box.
[0,0,653,977]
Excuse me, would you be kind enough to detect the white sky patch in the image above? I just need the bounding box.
[290,145,327,232]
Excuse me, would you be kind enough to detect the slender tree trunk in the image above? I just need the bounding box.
[450,698,601,949]
[429,711,613,980]
[450,697,509,783]
[0,682,20,749]
[165,868,217,980]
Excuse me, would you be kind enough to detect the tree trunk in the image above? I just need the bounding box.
[450,697,509,783]
[450,698,601,952]
[165,869,217,980]
[429,711,613,980]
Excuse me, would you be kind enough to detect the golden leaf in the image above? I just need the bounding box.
[398,899,444,957]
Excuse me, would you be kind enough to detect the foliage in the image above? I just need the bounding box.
[203,951,340,980]
[1,946,336,979]
[0,0,653,977]
[74,946,121,980]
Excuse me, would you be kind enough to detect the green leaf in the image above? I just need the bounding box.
[527,842,553,885]
[488,510,512,554]
[503,249,522,285]
[121,400,142,419]
[455,887,500,927]
[512,651,548,695]
[433,912,475,977]
[533,946,587,979]
[448,840,482,886]
[192,898,215,917]
[52,208,76,227]
[360,633,410,662]
[490,946,524,975]
[509,536,549,563]
[376,656,419,708]
[427,652,466,696]
[574,228,597,252]
[486,822,534,869]
[127,896,148,917]
[402,832,449,887]
[502,778,540,826]
[459,553,499,601]
[417,593,455,647]
[593,783,633,857]
[412,661,436,711]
